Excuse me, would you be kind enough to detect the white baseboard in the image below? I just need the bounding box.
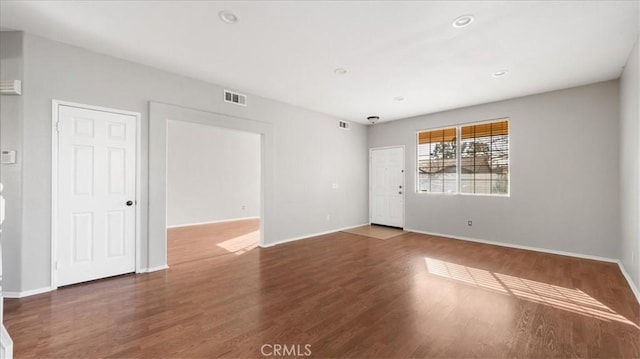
[4,267,170,298]
[260,223,369,248]
[138,265,169,273]
[167,217,259,229]
[617,261,640,304]
[3,286,55,298]
[405,228,619,263]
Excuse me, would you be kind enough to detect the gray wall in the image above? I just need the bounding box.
[3,32,368,293]
[0,31,23,291]
[167,120,260,227]
[1,29,633,295]
[369,80,621,259]
[620,34,640,290]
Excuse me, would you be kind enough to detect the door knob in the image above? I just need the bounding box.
[398,191,403,195]
[126,200,133,206]
[399,185,403,189]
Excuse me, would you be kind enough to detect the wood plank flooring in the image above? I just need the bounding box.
[4,230,639,358]
[342,224,405,240]
[167,218,260,266]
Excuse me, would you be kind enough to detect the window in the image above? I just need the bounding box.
[417,127,457,193]
[460,120,509,195]
[416,119,509,196]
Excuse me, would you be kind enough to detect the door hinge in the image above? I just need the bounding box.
[55,122,60,132]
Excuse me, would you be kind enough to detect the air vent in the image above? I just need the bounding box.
[224,89,247,106]
[339,121,350,130]
[0,80,21,95]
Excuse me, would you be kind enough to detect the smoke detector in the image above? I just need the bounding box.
[367,116,380,125]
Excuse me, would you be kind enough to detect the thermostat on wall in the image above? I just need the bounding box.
[1,150,16,164]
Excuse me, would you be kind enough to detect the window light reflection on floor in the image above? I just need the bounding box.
[424,257,639,328]
[216,230,260,255]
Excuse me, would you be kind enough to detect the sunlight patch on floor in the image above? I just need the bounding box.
[216,230,260,255]
[424,257,639,328]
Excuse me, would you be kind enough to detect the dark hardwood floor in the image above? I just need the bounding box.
[4,230,639,358]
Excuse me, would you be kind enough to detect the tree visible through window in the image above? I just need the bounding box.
[417,127,457,193]
[460,120,509,195]
[416,119,509,196]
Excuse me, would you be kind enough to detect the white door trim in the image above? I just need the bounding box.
[369,145,405,228]
[0,323,13,359]
[149,102,274,267]
[51,100,142,289]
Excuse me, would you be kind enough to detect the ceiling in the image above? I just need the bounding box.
[1,1,638,124]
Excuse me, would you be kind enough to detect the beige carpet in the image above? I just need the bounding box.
[342,224,405,240]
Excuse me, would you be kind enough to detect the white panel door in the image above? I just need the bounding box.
[57,105,136,286]
[370,147,404,228]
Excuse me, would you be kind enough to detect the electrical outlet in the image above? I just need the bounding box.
[468,220,472,226]
[241,205,245,210]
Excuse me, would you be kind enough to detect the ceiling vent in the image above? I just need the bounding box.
[339,120,350,130]
[0,80,21,95]
[224,89,247,106]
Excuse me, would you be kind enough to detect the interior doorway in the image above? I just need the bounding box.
[149,102,274,271]
[165,120,261,265]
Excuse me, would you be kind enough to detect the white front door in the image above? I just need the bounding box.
[56,104,137,286]
[370,147,404,228]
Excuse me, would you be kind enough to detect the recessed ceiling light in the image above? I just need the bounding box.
[452,15,474,28]
[334,68,347,75]
[394,96,405,101]
[219,10,239,24]
[493,70,508,77]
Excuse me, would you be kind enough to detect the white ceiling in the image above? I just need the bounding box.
[1,1,638,124]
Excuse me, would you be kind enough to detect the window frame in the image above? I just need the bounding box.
[415,125,459,195]
[415,118,510,197]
